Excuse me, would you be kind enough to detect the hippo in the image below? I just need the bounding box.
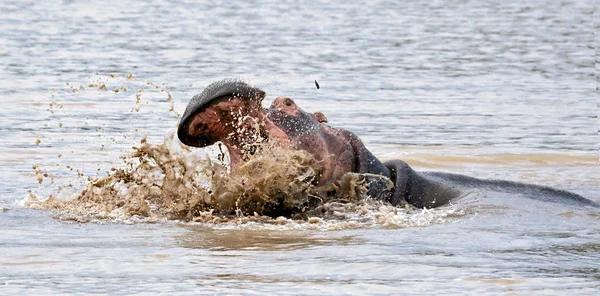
[177,79,599,209]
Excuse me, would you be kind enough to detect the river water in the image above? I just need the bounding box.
[1,0,598,294]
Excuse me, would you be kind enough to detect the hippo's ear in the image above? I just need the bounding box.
[313,112,328,123]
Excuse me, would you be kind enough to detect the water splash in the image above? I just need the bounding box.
[25,130,465,228]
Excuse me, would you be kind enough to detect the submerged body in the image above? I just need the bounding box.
[177,80,599,210]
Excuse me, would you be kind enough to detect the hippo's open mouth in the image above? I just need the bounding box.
[177,79,293,169]
[178,79,266,147]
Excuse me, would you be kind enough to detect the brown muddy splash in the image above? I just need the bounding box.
[27,131,404,224]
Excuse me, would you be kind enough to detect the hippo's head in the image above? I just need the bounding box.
[177,79,295,169]
[177,79,389,185]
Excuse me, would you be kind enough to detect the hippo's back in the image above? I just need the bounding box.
[421,171,600,208]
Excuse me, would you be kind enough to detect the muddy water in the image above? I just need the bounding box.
[1,0,598,294]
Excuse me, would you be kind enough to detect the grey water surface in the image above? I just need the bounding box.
[1,0,598,294]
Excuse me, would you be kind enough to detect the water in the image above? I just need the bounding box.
[1,0,598,294]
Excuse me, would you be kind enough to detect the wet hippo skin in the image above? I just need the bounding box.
[177,79,600,209]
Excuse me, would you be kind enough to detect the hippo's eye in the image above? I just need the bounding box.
[220,110,228,118]
[284,100,293,107]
